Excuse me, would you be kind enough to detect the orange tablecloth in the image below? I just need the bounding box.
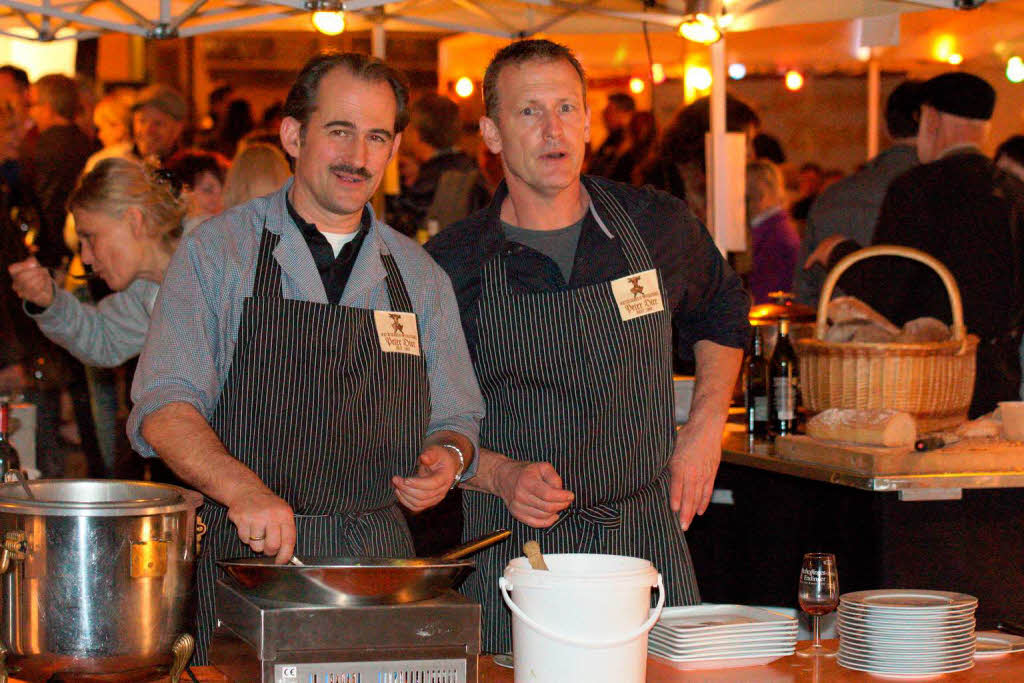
[13,643,1024,681]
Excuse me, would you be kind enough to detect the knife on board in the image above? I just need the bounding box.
[914,433,962,452]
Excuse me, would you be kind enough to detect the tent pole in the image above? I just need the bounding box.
[867,56,880,160]
[710,37,728,255]
[372,24,385,58]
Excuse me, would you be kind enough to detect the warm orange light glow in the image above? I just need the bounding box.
[1007,56,1024,83]
[311,11,345,35]
[678,13,721,45]
[933,34,956,63]
[785,70,804,91]
[629,77,645,94]
[454,77,474,98]
[947,53,963,66]
[687,66,712,91]
[651,63,666,85]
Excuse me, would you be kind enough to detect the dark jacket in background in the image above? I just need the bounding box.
[829,149,1024,417]
[393,150,488,234]
[797,143,918,305]
[30,124,97,268]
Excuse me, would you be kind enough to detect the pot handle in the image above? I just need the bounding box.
[498,573,665,649]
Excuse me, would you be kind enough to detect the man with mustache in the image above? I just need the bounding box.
[128,52,484,663]
[426,40,749,653]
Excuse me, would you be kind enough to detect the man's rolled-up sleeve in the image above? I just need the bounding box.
[420,261,484,478]
[128,231,231,458]
[30,280,155,368]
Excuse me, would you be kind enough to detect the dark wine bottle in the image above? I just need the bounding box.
[745,328,769,437]
[0,403,21,476]
[770,319,799,436]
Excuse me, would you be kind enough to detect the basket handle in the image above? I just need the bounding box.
[815,245,967,346]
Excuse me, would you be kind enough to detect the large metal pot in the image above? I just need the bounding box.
[0,479,202,681]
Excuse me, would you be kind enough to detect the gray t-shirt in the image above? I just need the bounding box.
[502,218,584,282]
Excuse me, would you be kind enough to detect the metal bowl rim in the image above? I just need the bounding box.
[217,556,475,569]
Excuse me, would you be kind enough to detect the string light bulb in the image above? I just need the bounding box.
[1007,56,1024,83]
[651,63,666,85]
[785,70,804,91]
[687,66,712,91]
[312,11,345,35]
[678,13,722,45]
[629,77,645,95]
[454,77,474,98]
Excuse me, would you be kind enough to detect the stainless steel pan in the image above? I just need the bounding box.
[217,529,510,606]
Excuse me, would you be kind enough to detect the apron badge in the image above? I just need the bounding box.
[610,269,664,321]
[374,310,421,356]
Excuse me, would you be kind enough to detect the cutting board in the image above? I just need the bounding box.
[774,434,1024,476]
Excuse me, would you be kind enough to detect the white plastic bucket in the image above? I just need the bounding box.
[500,553,664,682]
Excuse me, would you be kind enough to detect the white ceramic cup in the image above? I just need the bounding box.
[998,401,1024,441]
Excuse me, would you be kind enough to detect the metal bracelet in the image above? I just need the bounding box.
[442,443,465,490]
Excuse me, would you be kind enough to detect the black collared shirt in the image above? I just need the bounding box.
[425,176,751,368]
[287,198,370,304]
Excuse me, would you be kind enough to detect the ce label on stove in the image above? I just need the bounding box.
[279,666,297,679]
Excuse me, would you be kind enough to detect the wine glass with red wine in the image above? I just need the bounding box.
[796,552,838,657]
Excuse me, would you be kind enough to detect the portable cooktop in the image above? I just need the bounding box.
[209,578,481,682]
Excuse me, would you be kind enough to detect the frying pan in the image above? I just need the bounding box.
[217,529,510,606]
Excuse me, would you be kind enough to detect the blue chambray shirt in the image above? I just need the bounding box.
[128,180,483,479]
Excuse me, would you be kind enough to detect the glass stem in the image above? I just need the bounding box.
[812,614,821,647]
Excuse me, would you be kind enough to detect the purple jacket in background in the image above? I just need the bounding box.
[751,208,800,304]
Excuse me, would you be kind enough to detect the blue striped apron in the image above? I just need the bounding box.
[462,179,700,653]
[191,226,430,663]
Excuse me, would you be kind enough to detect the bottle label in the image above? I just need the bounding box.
[773,377,795,420]
[754,396,769,421]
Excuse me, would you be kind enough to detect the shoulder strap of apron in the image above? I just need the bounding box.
[380,251,415,314]
[252,223,283,298]
[585,179,656,274]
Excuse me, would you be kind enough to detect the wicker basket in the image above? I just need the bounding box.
[796,245,979,433]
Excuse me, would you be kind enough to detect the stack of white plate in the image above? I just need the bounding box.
[838,589,977,676]
[648,605,797,671]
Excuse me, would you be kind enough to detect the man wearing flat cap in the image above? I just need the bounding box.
[84,84,186,171]
[809,71,1024,417]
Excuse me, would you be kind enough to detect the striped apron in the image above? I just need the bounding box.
[462,180,700,653]
[191,227,430,663]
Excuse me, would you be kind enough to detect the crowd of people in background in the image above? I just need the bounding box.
[3,58,1024,484]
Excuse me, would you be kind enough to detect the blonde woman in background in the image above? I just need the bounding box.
[91,92,134,152]
[9,157,184,368]
[222,141,291,209]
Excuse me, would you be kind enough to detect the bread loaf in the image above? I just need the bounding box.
[807,408,917,447]
[827,296,901,336]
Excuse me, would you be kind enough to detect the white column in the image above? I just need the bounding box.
[710,38,728,255]
[867,56,880,160]
[371,24,385,59]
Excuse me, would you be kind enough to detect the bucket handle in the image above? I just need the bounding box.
[499,573,665,649]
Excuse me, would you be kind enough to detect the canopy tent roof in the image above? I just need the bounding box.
[0,0,977,42]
